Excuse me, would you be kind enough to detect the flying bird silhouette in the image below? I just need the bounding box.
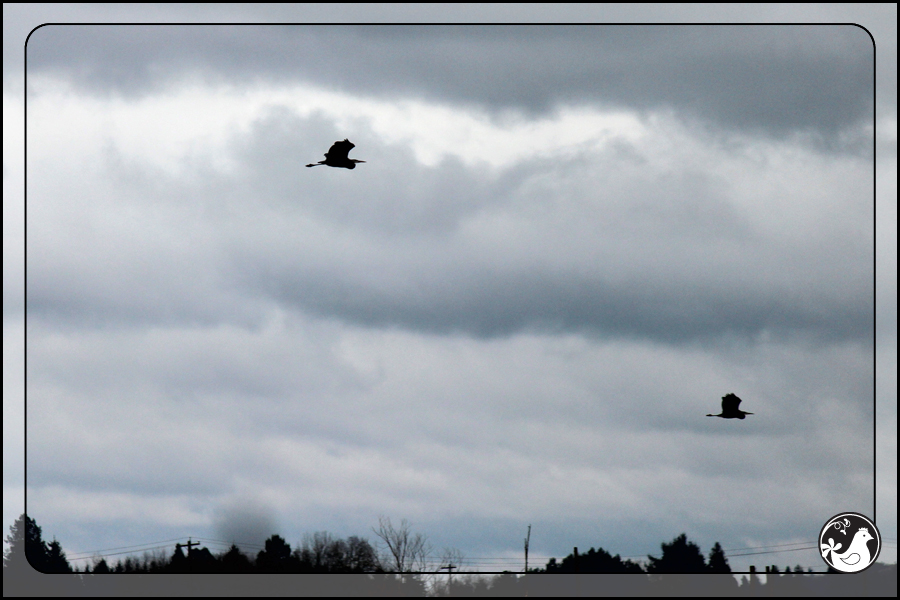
[306,139,366,169]
[706,393,754,419]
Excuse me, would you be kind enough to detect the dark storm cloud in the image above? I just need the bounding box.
[247,251,873,345]
[25,24,874,137]
[219,110,874,344]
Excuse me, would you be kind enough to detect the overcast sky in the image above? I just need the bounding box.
[4,4,897,576]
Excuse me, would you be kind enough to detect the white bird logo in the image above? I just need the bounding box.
[821,527,874,573]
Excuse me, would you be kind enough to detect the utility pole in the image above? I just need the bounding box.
[439,563,457,586]
[174,538,200,574]
[177,539,200,559]
[524,525,531,573]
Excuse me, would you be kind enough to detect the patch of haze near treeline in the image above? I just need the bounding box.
[212,498,277,555]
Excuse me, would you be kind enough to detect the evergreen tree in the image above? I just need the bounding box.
[705,541,738,594]
[45,539,72,573]
[707,541,731,573]
[4,514,48,573]
[256,535,296,573]
[121,556,138,573]
[220,544,253,573]
[190,547,219,573]
[544,546,644,574]
[91,558,111,574]
[168,544,188,573]
[646,533,707,573]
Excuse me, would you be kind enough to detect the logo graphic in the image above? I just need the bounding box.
[819,512,881,573]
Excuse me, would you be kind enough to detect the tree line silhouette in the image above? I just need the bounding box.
[3,514,384,576]
[4,513,896,597]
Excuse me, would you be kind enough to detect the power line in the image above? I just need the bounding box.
[60,535,896,570]
[728,546,818,557]
[66,537,187,560]
[189,536,266,550]
[618,540,827,560]
[66,535,267,560]
[724,541,819,552]
[67,543,179,561]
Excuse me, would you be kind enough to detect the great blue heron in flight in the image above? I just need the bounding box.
[306,139,366,169]
[706,393,754,419]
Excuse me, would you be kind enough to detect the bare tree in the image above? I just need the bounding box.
[431,547,468,596]
[298,531,335,571]
[344,536,380,573]
[294,531,380,573]
[371,515,432,574]
[439,547,465,575]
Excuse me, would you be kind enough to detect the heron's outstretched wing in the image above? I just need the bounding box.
[722,394,742,413]
[325,139,355,160]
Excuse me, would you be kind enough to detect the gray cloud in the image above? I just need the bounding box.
[24,24,874,138]
[25,103,874,347]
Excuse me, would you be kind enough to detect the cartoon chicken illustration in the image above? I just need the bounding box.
[821,527,874,573]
